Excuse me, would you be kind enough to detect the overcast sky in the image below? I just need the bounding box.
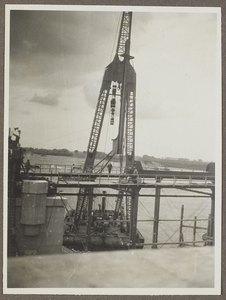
[8,7,219,161]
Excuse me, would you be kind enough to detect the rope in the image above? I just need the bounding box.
[158,189,210,247]
[159,198,210,249]
[138,188,155,208]
[162,189,181,214]
[160,189,184,243]
[139,201,174,243]
[106,190,115,210]
[103,105,111,155]
[165,197,177,219]
[182,201,210,235]
[65,252,84,283]
[161,199,209,247]
[31,127,91,147]
[110,14,121,62]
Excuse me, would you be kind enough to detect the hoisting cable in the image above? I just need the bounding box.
[103,102,111,153]
[110,14,121,62]
[93,151,113,170]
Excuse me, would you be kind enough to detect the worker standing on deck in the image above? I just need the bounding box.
[132,166,139,183]
[107,163,113,174]
[25,159,31,174]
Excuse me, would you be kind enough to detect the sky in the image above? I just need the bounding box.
[8,7,220,161]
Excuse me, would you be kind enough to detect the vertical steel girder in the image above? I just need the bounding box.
[126,190,132,233]
[152,187,161,249]
[85,188,93,251]
[179,204,185,247]
[130,188,139,248]
[126,86,136,168]
[209,187,215,245]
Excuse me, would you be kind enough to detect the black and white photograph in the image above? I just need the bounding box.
[3,4,221,295]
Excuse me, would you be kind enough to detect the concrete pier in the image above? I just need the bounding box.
[15,180,65,255]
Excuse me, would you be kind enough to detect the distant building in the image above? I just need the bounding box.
[178,158,190,161]
[165,157,178,161]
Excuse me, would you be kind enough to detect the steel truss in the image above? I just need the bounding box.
[74,12,136,229]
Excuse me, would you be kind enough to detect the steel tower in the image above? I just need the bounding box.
[73,12,137,242]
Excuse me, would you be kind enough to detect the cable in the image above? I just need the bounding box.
[110,14,121,62]
[161,189,188,241]
[159,190,208,246]
[31,127,91,147]
[159,198,210,249]
[139,201,174,243]
[182,201,210,235]
[103,105,111,155]
[162,189,181,214]
[137,189,176,242]
[165,197,177,220]
[138,188,155,208]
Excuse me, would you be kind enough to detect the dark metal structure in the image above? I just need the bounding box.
[61,11,216,251]
[8,129,24,256]
[63,12,142,250]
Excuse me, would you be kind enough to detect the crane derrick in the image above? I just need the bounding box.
[74,82,110,224]
[74,12,136,223]
[67,12,142,249]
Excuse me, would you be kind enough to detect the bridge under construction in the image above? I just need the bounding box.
[40,167,215,251]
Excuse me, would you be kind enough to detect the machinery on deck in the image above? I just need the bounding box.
[63,12,144,251]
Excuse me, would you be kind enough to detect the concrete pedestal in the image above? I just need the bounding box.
[15,180,65,255]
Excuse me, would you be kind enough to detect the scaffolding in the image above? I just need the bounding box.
[32,166,215,250]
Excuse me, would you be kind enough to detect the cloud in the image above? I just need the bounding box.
[29,92,59,106]
[9,11,120,91]
[10,10,118,59]
[8,10,218,161]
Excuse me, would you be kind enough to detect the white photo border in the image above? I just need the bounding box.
[3,4,222,295]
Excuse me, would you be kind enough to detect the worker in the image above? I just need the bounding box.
[133,167,138,175]
[72,164,76,172]
[107,163,113,174]
[132,167,139,183]
[25,159,31,173]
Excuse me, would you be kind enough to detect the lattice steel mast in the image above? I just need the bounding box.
[74,12,136,226]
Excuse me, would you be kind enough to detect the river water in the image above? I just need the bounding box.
[25,153,212,248]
